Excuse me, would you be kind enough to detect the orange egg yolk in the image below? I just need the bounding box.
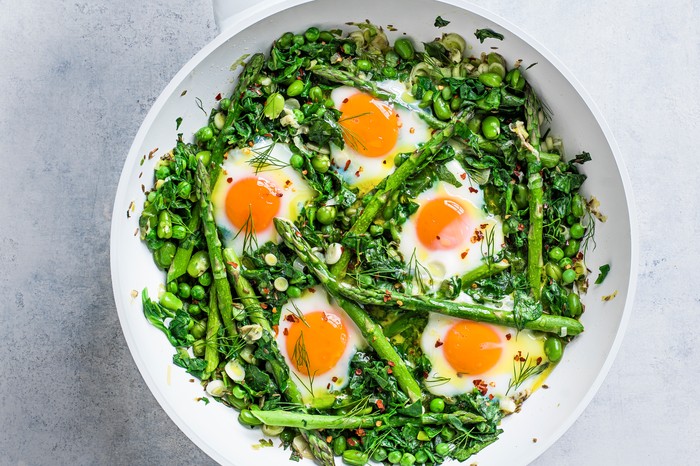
[224,176,281,233]
[285,311,349,376]
[416,197,472,250]
[339,92,399,157]
[443,321,502,375]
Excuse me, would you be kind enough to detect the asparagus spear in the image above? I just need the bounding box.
[524,86,544,300]
[196,161,237,337]
[274,218,583,336]
[274,218,423,402]
[329,108,473,279]
[310,64,447,129]
[251,409,485,430]
[461,260,510,286]
[203,286,221,378]
[222,247,267,329]
[210,53,265,179]
[166,204,201,283]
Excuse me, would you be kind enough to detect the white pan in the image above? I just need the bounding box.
[111,1,638,464]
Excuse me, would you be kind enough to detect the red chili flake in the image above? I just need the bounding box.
[261,303,269,309]
[471,229,484,243]
[436,235,441,240]
[376,399,385,410]
[283,328,289,336]
[468,186,478,193]
[285,179,292,187]
[321,312,329,322]
[423,371,430,379]
[285,314,299,323]
[488,394,494,400]
[344,159,351,171]
[355,369,363,376]
[460,250,469,259]
[347,438,358,447]
[343,98,349,104]
[263,133,272,138]
[326,383,331,389]
[505,333,512,340]
[276,192,283,198]
[435,339,444,348]
[326,436,333,443]
[387,361,395,367]
[460,172,467,180]
[262,287,270,295]
[332,376,338,382]
[517,223,525,232]
[383,290,391,303]
[473,379,488,395]
[356,428,366,437]
[215,93,222,101]
[410,127,415,134]
[302,169,308,175]
[248,141,254,147]
[227,261,239,269]
[227,177,233,183]
[386,367,393,374]
[382,160,387,165]
[536,356,543,365]
[309,287,316,293]
[480,223,488,229]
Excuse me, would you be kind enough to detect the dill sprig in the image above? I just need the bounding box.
[247,142,290,174]
[291,331,316,397]
[506,351,549,395]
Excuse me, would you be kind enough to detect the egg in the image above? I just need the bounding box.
[275,288,365,403]
[421,312,550,403]
[397,159,504,287]
[329,82,431,193]
[211,140,314,253]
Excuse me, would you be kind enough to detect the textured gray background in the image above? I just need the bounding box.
[1,0,698,465]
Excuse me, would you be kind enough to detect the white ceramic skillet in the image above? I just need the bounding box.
[111,1,638,464]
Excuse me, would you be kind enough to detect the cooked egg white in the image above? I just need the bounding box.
[397,159,504,288]
[275,288,366,403]
[421,311,550,405]
[211,140,314,253]
[329,82,431,193]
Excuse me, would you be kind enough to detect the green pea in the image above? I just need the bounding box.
[394,38,415,60]
[319,31,335,43]
[304,26,320,42]
[286,80,304,97]
[564,239,580,257]
[435,443,452,456]
[187,250,210,277]
[317,206,337,225]
[567,292,583,317]
[478,72,503,87]
[354,59,371,72]
[571,193,585,217]
[372,447,388,462]
[198,271,213,287]
[171,225,187,240]
[450,96,462,111]
[286,286,301,299]
[191,320,207,339]
[400,452,416,466]
[548,246,565,261]
[342,450,368,466]
[481,116,501,140]
[324,98,335,108]
[544,336,563,362]
[238,409,263,427]
[388,451,402,464]
[219,97,231,111]
[187,303,201,316]
[309,86,323,102]
[414,451,428,464]
[165,281,178,296]
[570,223,585,239]
[333,436,347,456]
[292,34,305,46]
[192,339,206,357]
[384,50,400,68]
[154,242,176,269]
[176,181,192,199]
[159,291,182,311]
[311,154,330,173]
[429,397,445,413]
[290,153,304,169]
[562,268,576,284]
[196,150,211,166]
[191,284,206,301]
[382,66,398,79]
[155,165,170,180]
[369,224,384,237]
[441,86,453,101]
[566,214,578,226]
[545,262,562,282]
[177,282,191,299]
[195,126,213,142]
[277,32,294,49]
[433,97,452,121]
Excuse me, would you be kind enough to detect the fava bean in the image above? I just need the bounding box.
[394,38,415,60]
[544,336,563,362]
[433,97,452,120]
[333,436,347,456]
[286,79,304,97]
[342,450,368,466]
[478,72,503,87]
[481,116,501,140]
[567,292,583,317]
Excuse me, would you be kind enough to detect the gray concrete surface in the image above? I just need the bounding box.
[1,1,698,465]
